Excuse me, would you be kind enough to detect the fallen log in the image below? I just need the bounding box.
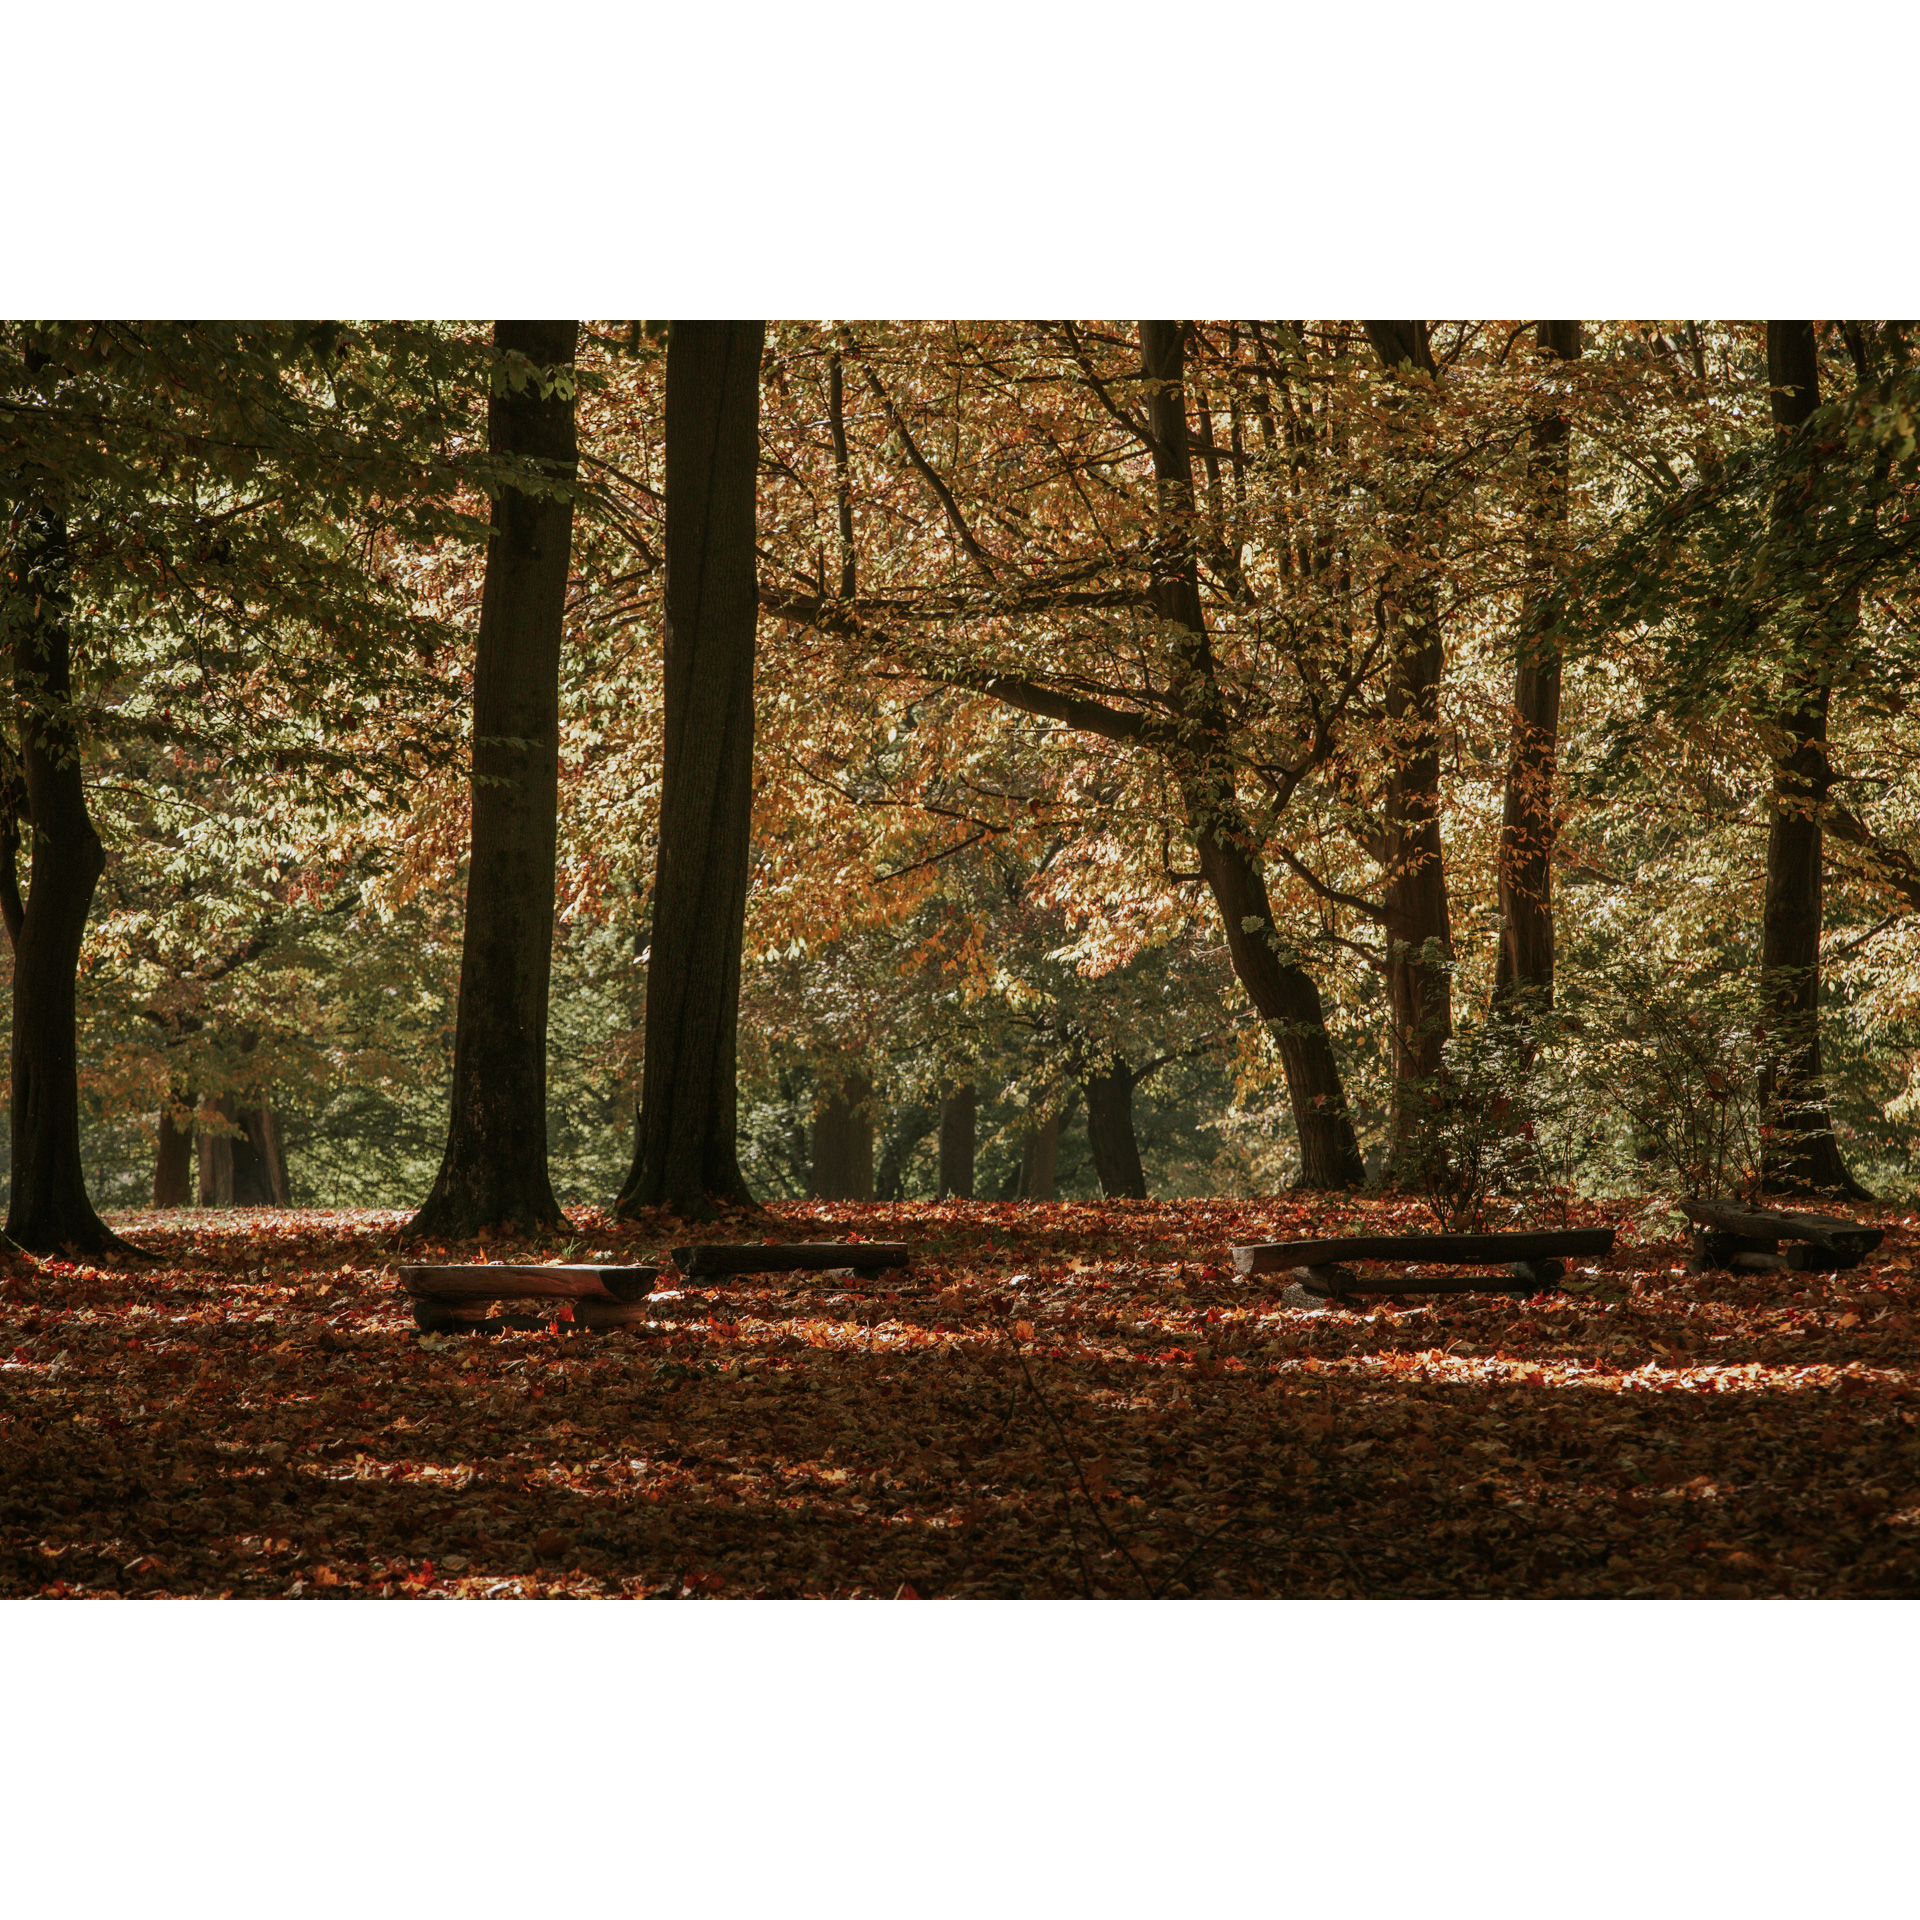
[1232,1228,1613,1276]
[400,1264,658,1304]
[671,1242,911,1277]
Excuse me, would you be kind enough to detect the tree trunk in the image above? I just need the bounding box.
[251,1103,291,1206]
[811,1066,874,1201]
[938,1080,976,1199]
[1361,322,1455,1157]
[3,471,130,1254]
[1139,321,1365,1190]
[152,1084,195,1208]
[1758,320,1865,1198]
[1020,1108,1061,1201]
[230,1102,289,1206]
[1083,1060,1148,1199]
[199,1095,234,1207]
[408,321,577,1240]
[1495,320,1581,1010]
[616,321,766,1219]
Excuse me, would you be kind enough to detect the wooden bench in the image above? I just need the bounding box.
[670,1242,910,1279]
[400,1264,658,1333]
[1678,1201,1883,1273]
[1230,1228,1616,1309]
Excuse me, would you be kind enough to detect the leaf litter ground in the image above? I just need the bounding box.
[2,1196,1915,1598]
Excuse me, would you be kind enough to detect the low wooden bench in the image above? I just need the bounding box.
[1678,1201,1882,1273]
[1230,1228,1616,1309]
[400,1264,658,1333]
[670,1242,910,1279]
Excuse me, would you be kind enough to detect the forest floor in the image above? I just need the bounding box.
[1,1195,1915,1599]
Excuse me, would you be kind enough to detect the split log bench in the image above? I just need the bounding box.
[1677,1201,1882,1273]
[669,1242,911,1279]
[1230,1228,1616,1309]
[400,1264,658,1333]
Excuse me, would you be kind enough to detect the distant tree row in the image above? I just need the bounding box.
[4,320,1916,1250]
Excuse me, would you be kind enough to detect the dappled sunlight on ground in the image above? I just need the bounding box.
[1,1196,1914,1597]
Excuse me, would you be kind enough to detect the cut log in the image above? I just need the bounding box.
[1509,1258,1567,1290]
[1232,1228,1613,1275]
[572,1297,655,1329]
[1675,1201,1882,1255]
[412,1299,494,1332]
[1293,1264,1356,1296]
[671,1242,911,1277]
[399,1264,658,1304]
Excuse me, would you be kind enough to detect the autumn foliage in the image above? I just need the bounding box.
[4,1198,1914,1599]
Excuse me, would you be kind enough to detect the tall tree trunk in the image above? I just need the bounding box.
[1020,1108,1061,1201]
[1361,322,1455,1159]
[938,1080,976,1199]
[3,464,130,1253]
[1495,320,1581,1010]
[251,1103,291,1206]
[408,321,577,1240]
[616,321,766,1218]
[1758,321,1866,1198]
[1083,1059,1148,1199]
[811,1066,873,1201]
[1139,321,1364,1190]
[152,1083,195,1208]
[231,1102,289,1206]
[199,1095,234,1206]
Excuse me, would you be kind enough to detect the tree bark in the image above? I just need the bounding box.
[811,1066,874,1201]
[198,1096,234,1206]
[407,321,577,1240]
[616,322,767,1218]
[152,1084,195,1208]
[1758,320,1865,1197]
[1361,322,1454,1155]
[1139,321,1365,1190]
[3,468,130,1253]
[1020,1108,1061,1201]
[938,1080,976,1198]
[1083,1059,1148,1199]
[1495,320,1581,1010]
[231,1102,289,1206]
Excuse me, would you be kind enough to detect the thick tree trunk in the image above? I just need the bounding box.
[230,1102,289,1206]
[3,482,129,1254]
[152,1084,195,1208]
[1020,1109,1061,1201]
[1139,321,1364,1190]
[1361,322,1455,1153]
[938,1080,976,1199]
[408,321,577,1240]
[1495,321,1581,1009]
[616,322,766,1219]
[1758,321,1864,1197]
[198,1096,234,1206]
[811,1067,874,1201]
[1083,1060,1148,1199]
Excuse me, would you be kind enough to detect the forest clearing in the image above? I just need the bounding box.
[4,1196,1914,1600]
[4,319,1918,1604]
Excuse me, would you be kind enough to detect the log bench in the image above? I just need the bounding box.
[1230,1228,1616,1309]
[669,1242,911,1280]
[400,1264,659,1333]
[1677,1201,1883,1273]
